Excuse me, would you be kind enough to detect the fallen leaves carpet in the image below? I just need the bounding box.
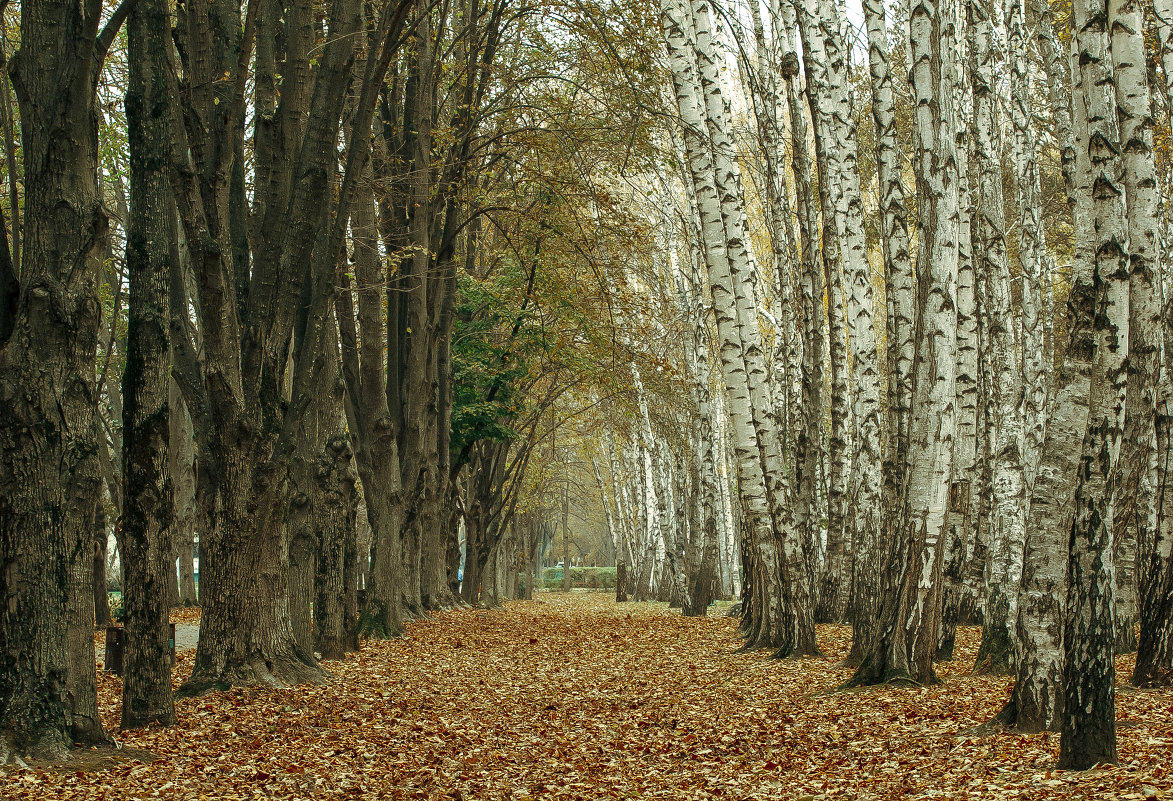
[6,594,1173,800]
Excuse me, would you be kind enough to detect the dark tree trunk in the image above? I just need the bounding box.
[120,0,178,730]
[314,425,359,660]
[1134,354,1173,686]
[0,0,112,762]
[94,499,112,628]
[421,266,459,611]
[168,0,411,692]
[342,501,361,653]
[169,379,199,606]
[288,532,316,657]
[337,165,407,639]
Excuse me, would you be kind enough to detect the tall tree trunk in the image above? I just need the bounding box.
[0,0,112,761]
[805,0,881,630]
[169,378,199,606]
[796,0,851,624]
[337,162,406,639]
[120,0,177,729]
[968,0,1022,677]
[772,20,827,648]
[1058,0,1130,769]
[847,0,961,688]
[857,0,911,665]
[1125,0,1173,688]
[662,0,790,651]
[996,1,1093,734]
[691,0,814,655]
[1134,338,1173,687]
[1109,0,1159,656]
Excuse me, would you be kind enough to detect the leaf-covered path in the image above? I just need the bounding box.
[7,595,1173,800]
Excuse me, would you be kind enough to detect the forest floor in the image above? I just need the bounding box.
[6,594,1173,800]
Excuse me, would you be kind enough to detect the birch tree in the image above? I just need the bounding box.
[968,0,1023,678]
[995,0,1093,734]
[1125,0,1173,688]
[862,0,913,660]
[794,0,852,624]
[848,0,961,687]
[662,0,813,654]
[1059,0,1131,769]
[1108,0,1159,655]
[801,0,883,629]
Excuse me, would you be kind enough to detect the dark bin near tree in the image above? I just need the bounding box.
[104,623,177,676]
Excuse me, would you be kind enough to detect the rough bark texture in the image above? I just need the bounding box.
[1059,0,1128,769]
[1109,0,1159,656]
[996,1,1091,734]
[338,165,406,640]
[314,425,359,659]
[1124,0,1173,689]
[968,0,1021,678]
[795,0,849,626]
[120,0,178,730]
[663,0,810,655]
[169,0,407,694]
[847,0,960,688]
[859,0,911,666]
[773,20,828,651]
[0,0,110,761]
[1135,333,1173,687]
[797,0,879,629]
[1003,0,1049,502]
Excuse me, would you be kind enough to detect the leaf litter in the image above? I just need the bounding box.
[6,594,1173,800]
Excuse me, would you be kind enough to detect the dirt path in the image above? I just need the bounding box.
[17,595,1173,799]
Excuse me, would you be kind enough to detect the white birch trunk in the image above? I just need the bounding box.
[802,0,883,630]
[670,223,721,615]
[1108,0,1159,654]
[773,0,829,644]
[664,0,814,653]
[997,19,1096,732]
[794,0,852,626]
[1157,0,1173,117]
[1006,0,1050,494]
[968,0,1023,677]
[663,0,779,642]
[1059,0,1129,768]
[941,34,979,660]
[849,0,961,687]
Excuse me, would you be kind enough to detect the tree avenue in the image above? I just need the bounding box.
[0,0,1170,777]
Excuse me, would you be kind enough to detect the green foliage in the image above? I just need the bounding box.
[541,566,616,590]
[450,267,547,460]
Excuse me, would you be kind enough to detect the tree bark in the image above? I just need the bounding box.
[120,0,178,729]
[1058,0,1130,769]
[858,0,911,666]
[847,0,961,688]
[995,1,1095,734]
[0,0,111,761]
[169,378,199,606]
[1108,0,1159,656]
[968,0,1023,678]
